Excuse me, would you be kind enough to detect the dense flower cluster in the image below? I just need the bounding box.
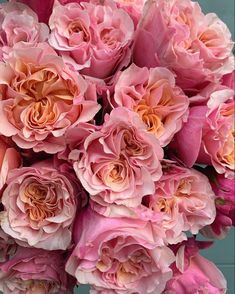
[0,0,234,293]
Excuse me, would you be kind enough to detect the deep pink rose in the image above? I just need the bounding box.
[201,173,235,239]
[70,107,163,208]
[133,0,234,91]
[0,159,86,250]
[113,64,189,146]
[173,89,234,178]
[49,0,134,79]
[164,239,227,294]
[11,0,54,24]
[0,2,49,61]
[0,246,74,294]
[0,136,21,191]
[66,207,175,294]
[0,42,100,154]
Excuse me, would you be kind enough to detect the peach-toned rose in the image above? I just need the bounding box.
[49,0,134,79]
[0,246,74,294]
[133,0,234,92]
[70,107,163,208]
[0,136,21,191]
[0,159,85,250]
[113,64,189,146]
[0,2,49,60]
[174,89,234,178]
[66,207,175,294]
[0,43,100,154]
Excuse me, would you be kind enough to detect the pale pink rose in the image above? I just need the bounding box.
[0,2,49,60]
[113,64,189,146]
[66,207,175,294]
[133,0,234,92]
[0,159,86,250]
[0,246,74,294]
[173,89,234,178]
[221,70,235,90]
[0,136,21,191]
[164,239,227,294]
[201,173,235,239]
[70,107,163,208]
[0,42,100,154]
[146,162,216,243]
[49,0,134,79]
[0,228,17,263]
[11,0,54,24]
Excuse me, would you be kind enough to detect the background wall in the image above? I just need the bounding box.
[0,0,234,293]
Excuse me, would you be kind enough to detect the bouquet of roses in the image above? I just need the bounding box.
[0,0,234,293]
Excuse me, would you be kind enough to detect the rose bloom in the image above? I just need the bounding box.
[164,239,227,294]
[0,42,100,154]
[0,2,49,61]
[133,0,234,92]
[49,0,134,79]
[0,136,21,191]
[201,173,235,239]
[66,207,175,294]
[0,159,85,250]
[173,89,234,178]
[70,107,163,208]
[0,246,74,294]
[113,64,189,146]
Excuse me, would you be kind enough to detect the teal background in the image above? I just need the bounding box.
[0,0,234,293]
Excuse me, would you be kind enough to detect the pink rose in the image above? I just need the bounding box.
[0,246,74,294]
[0,159,85,250]
[164,239,227,294]
[173,89,234,178]
[66,207,175,294]
[201,173,235,239]
[70,107,163,208]
[146,162,216,243]
[0,2,49,61]
[133,0,234,92]
[0,136,21,191]
[0,42,100,154]
[11,0,54,24]
[49,0,134,79]
[113,64,189,146]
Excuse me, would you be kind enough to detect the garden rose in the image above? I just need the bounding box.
[49,0,134,79]
[0,246,74,294]
[0,42,100,154]
[164,239,227,293]
[70,107,163,208]
[0,159,85,250]
[133,0,234,91]
[173,89,234,178]
[113,64,189,146]
[66,207,175,294]
[0,2,49,61]
[201,173,235,239]
[0,136,21,191]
